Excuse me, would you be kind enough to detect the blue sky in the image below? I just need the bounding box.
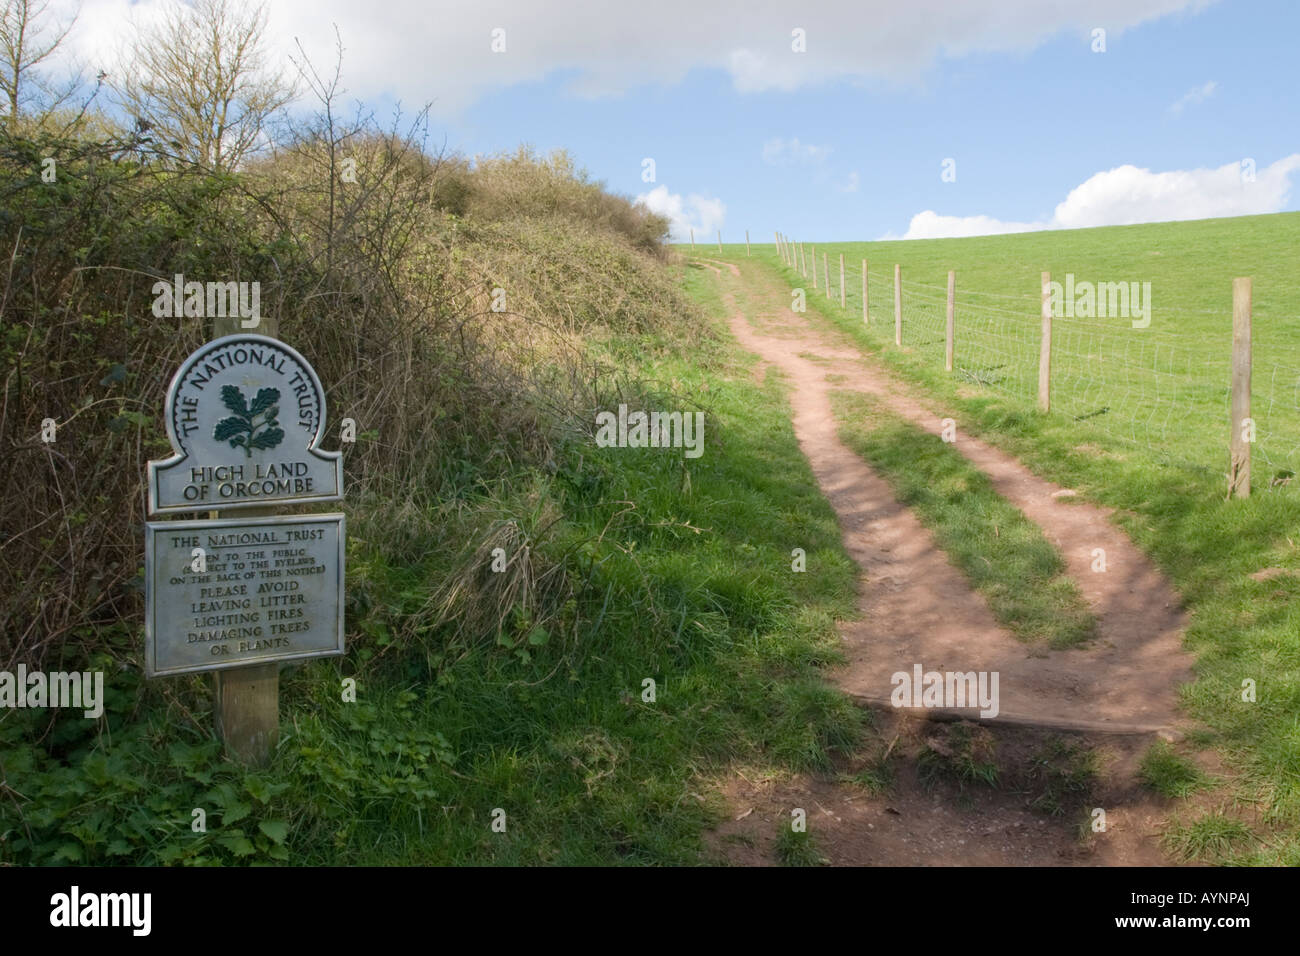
[61,0,1300,241]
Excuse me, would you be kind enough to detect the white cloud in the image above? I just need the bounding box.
[46,0,1216,116]
[761,137,831,166]
[893,155,1300,239]
[636,185,726,243]
[838,171,860,193]
[1169,80,1217,114]
[1054,156,1299,226]
[895,211,1041,240]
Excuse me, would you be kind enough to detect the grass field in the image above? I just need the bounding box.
[771,212,1300,478]
[708,213,1300,863]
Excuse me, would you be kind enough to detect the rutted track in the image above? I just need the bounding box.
[694,256,1196,865]
[711,257,1193,732]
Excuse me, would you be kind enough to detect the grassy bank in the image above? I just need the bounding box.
[1,246,867,863]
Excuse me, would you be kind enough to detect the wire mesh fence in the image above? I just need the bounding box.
[771,241,1300,481]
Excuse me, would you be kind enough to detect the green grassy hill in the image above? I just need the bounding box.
[729,212,1300,475]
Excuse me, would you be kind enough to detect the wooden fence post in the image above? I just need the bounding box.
[861,260,869,324]
[945,270,955,372]
[212,311,280,767]
[746,230,751,257]
[1038,271,1052,413]
[894,264,902,346]
[800,243,806,277]
[823,253,829,298]
[811,245,817,289]
[690,228,695,251]
[717,230,723,254]
[1229,276,1253,498]
[839,254,845,309]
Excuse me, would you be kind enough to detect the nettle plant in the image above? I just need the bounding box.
[214,385,284,457]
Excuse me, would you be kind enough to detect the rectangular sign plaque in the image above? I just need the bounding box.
[144,513,345,677]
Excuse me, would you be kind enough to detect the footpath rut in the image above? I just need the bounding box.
[699,258,1196,865]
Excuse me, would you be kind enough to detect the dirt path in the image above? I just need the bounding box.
[691,256,740,276]
[697,257,1196,865]
[717,259,1193,731]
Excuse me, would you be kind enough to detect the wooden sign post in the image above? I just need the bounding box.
[214,314,276,764]
[145,309,345,766]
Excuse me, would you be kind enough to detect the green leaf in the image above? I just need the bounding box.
[53,843,83,863]
[244,776,271,804]
[117,410,150,427]
[258,819,289,844]
[527,626,550,646]
[99,363,127,386]
[248,426,284,450]
[249,387,280,415]
[207,782,239,808]
[156,845,184,864]
[221,801,252,825]
[221,384,249,417]
[430,732,455,766]
[214,416,250,442]
[218,834,256,858]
